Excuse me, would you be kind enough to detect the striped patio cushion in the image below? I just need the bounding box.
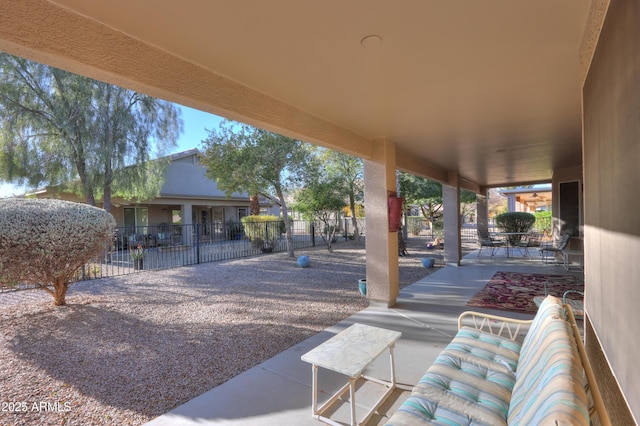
[533,295,584,317]
[387,338,518,425]
[507,296,589,425]
[386,295,588,426]
[388,393,500,425]
[444,327,522,375]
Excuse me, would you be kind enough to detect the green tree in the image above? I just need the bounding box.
[0,198,115,306]
[399,173,443,227]
[201,120,314,257]
[292,179,346,251]
[0,53,182,212]
[399,172,476,228]
[317,149,364,243]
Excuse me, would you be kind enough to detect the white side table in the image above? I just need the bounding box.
[301,323,402,426]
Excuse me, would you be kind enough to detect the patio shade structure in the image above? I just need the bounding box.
[0,0,637,423]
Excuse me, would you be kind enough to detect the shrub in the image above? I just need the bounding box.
[533,211,552,236]
[226,220,243,240]
[0,198,115,306]
[241,215,280,249]
[495,212,536,244]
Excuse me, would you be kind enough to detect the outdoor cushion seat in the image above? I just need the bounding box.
[389,324,523,425]
[386,296,595,426]
[442,328,521,375]
[507,300,588,425]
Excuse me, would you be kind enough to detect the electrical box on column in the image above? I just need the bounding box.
[388,194,403,233]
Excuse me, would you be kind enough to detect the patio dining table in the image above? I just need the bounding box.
[493,231,530,258]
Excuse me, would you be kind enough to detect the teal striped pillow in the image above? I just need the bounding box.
[508,297,589,425]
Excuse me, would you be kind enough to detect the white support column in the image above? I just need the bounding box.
[507,194,516,212]
[443,172,461,266]
[363,139,399,307]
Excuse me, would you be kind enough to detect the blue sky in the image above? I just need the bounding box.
[0,105,225,197]
[174,105,224,153]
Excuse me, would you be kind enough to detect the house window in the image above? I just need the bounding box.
[212,207,224,222]
[172,209,182,225]
[124,207,148,233]
[237,207,248,221]
[559,181,581,237]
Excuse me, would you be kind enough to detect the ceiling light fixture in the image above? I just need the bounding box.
[361,34,383,48]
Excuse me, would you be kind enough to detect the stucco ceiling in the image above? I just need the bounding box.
[0,0,597,188]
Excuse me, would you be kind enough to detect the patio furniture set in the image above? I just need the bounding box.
[477,229,538,258]
[302,296,609,425]
[478,230,584,271]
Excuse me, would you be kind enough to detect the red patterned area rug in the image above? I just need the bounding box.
[466,271,583,314]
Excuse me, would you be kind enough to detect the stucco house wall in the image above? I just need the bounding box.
[33,149,277,227]
[582,0,640,422]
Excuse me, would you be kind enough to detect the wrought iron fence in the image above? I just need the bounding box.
[74,220,339,281]
[0,215,487,293]
[0,218,365,293]
[404,216,483,242]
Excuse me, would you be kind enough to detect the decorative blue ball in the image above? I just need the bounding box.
[421,258,435,268]
[297,255,310,268]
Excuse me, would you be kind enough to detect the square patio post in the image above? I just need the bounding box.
[363,138,400,307]
[443,172,461,266]
[476,186,489,235]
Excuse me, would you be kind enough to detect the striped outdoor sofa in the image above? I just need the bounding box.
[386,295,610,425]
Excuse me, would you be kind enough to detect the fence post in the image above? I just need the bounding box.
[311,222,315,247]
[196,223,200,264]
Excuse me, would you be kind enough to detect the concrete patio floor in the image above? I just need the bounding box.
[145,249,583,426]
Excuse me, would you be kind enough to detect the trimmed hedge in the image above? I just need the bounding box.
[495,212,536,231]
[495,212,536,243]
[0,198,115,305]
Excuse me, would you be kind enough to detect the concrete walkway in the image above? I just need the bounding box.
[145,250,581,426]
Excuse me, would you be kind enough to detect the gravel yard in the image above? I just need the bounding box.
[0,237,464,426]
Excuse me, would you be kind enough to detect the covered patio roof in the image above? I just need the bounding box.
[0,0,607,188]
[2,1,637,423]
